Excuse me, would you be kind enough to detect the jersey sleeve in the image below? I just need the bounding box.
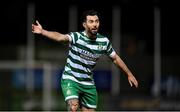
[106,40,116,58]
[66,32,78,45]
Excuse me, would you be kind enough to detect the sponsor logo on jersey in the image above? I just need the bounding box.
[80,50,101,61]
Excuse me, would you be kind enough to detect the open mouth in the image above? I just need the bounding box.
[92,29,97,31]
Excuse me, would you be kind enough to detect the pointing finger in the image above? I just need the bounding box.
[129,80,133,87]
[36,20,40,25]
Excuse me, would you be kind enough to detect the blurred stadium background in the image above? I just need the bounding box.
[0,0,180,111]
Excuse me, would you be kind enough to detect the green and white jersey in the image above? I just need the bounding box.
[62,31,116,85]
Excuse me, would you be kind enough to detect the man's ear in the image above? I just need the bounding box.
[83,22,86,28]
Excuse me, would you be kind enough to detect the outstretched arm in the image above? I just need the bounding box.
[32,20,69,42]
[111,53,138,88]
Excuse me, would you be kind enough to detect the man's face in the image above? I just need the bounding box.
[83,15,100,35]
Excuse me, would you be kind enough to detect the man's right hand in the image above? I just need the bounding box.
[32,20,70,42]
[32,20,43,34]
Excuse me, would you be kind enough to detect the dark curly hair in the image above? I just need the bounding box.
[81,9,100,23]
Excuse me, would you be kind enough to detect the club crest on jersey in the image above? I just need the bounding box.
[98,45,104,50]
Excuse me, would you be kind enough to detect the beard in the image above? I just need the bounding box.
[85,26,99,39]
[90,28,98,35]
[91,30,97,35]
